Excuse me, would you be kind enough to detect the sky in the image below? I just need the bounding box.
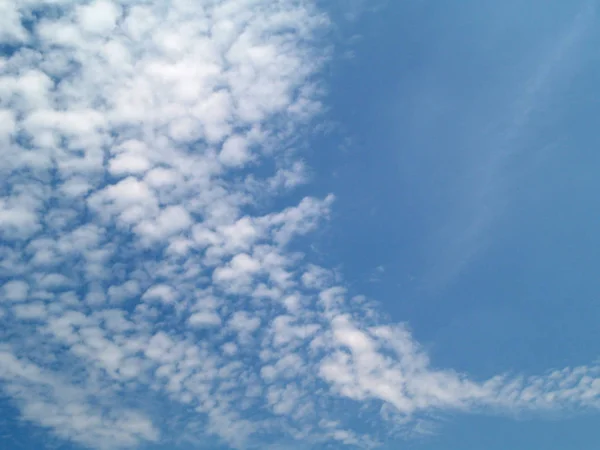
[1,0,599,449]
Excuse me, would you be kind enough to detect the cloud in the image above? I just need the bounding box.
[0,347,159,450]
[2,280,30,302]
[189,311,222,328]
[0,1,599,450]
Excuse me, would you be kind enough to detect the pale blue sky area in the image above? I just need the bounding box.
[1,1,599,449]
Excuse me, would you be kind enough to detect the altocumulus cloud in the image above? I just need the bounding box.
[1,1,599,449]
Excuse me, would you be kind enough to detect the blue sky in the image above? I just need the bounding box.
[1,1,599,449]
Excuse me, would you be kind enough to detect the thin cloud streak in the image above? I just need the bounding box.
[425,1,597,289]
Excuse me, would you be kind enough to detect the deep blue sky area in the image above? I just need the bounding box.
[2,0,600,449]
[307,0,600,445]
[316,0,600,369]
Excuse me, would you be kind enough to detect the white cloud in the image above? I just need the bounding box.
[213,253,262,294]
[77,0,122,35]
[37,273,71,290]
[13,302,47,320]
[302,264,334,290]
[189,311,222,328]
[229,311,261,335]
[142,284,177,304]
[0,1,27,43]
[145,332,174,362]
[219,134,252,167]
[0,109,17,142]
[136,205,193,241]
[0,348,159,450]
[108,280,141,303]
[0,200,41,238]
[109,152,151,176]
[2,280,29,302]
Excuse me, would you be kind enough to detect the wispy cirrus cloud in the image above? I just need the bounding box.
[424,0,597,289]
[0,1,599,449]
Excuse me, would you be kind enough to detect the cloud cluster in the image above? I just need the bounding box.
[0,1,599,449]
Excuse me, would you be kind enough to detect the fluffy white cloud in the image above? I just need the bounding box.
[0,348,159,450]
[2,280,29,302]
[0,1,598,450]
[219,134,252,167]
[188,312,221,328]
[76,0,122,35]
[229,311,261,335]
